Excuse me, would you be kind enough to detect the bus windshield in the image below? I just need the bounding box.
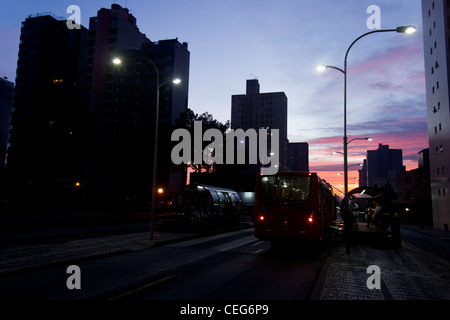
[260,175,311,201]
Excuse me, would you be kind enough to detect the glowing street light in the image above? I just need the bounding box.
[113,56,181,240]
[348,137,373,144]
[316,64,327,72]
[396,25,416,34]
[316,25,415,198]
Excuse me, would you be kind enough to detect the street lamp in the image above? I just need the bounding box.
[113,56,181,240]
[396,25,416,34]
[348,137,372,144]
[317,26,415,198]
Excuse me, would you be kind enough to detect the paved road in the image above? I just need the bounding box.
[0,228,327,301]
[108,231,326,300]
[1,221,449,318]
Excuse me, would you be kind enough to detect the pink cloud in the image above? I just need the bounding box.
[308,127,429,194]
[349,39,423,76]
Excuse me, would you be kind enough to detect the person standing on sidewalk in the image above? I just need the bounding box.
[366,203,374,228]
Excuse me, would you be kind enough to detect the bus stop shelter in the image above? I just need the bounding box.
[174,184,242,223]
[341,186,401,249]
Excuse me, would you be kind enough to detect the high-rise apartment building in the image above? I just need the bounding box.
[112,39,190,131]
[366,144,404,192]
[287,142,309,172]
[359,159,368,187]
[110,39,190,199]
[84,4,149,130]
[83,4,190,208]
[84,4,189,131]
[0,77,14,167]
[231,79,288,170]
[7,13,88,211]
[421,0,450,230]
[7,4,189,212]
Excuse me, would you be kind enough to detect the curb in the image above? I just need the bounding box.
[400,226,450,242]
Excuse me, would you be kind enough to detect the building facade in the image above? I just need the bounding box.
[7,13,88,212]
[421,0,450,230]
[358,159,368,187]
[84,4,149,130]
[287,142,309,172]
[231,79,288,170]
[366,144,404,192]
[7,4,190,213]
[110,39,190,204]
[0,77,14,167]
[397,149,432,226]
[83,4,190,209]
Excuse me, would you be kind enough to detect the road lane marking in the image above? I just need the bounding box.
[219,239,260,251]
[250,241,265,247]
[167,228,253,248]
[109,275,176,300]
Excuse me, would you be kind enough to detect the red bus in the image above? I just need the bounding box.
[254,172,336,245]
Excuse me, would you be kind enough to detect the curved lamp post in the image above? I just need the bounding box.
[317,25,415,197]
[113,56,181,240]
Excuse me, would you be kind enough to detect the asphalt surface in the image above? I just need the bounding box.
[0,216,449,305]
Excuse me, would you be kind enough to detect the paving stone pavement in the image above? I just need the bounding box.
[316,236,450,300]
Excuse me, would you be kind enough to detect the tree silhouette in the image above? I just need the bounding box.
[173,108,230,174]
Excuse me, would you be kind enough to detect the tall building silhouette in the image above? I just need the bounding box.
[0,77,14,167]
[396,149,432,226]
[358,159,368,187]
[421,0,450,230]
[7,13,88,211]
[83,4,190,209]
[287,142,309,172]
[7,4,190,213]
[84,4,149,130]
[231,79,288,170]
[366,144,404,192]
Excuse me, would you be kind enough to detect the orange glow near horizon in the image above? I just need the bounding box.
[182,130,428,200]
[309,131,428,198]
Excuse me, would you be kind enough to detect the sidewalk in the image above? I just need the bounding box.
[401,224,450,241]
[311,225,450,300]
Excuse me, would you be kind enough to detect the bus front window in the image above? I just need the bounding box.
[261,175,311,201]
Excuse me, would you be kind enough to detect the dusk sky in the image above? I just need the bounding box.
[0,0,428,195]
